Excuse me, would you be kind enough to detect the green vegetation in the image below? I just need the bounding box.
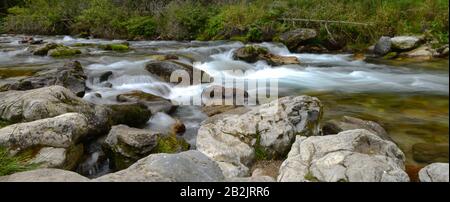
[0,119,10,128]
[304,171,320,182]
[0,147,38,176]
[152,134,190,154]
[48,47,82,57]
[98,43,130,51]
[1,0,448,50]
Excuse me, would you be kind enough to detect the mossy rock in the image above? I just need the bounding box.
[149,54,179,61]
[0,119,11,129]
[48,47,82,57]
[98,43,130,51]
[0,68,36,79]
[304,171,320,182]
[383,52,398,59]
[108,103,152,128]
[152,134,190,154]
[73,43,94,47]
[233,45,269,63]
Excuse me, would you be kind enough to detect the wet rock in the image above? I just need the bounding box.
[0,169,90,182]
[94,150,225,182]
[32,43,59,56]
[201,85,249,106]
[116,90,175,114]
[280,28,318,50]
[108,103,152,128]
[374,36,392,56]
[104,125,159,170]
[278,129,409,182]
[233,45,300,66]
[197,95,323,178]
[412,143,449,164]
[0,86,110,135]
[48,47,81,57]
[98,42,130,51]
[436,44,449,57]
[99,71,113,83]
[145,60,211,83]
[418,163,449,182]
[20,36,44,45]
[150,54,179,61]
[1,61,87,97]
[296,44,329,53]
[391,36,422,51]
[322,116,393,141]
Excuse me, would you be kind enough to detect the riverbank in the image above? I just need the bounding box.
[1,0,449,53]
[0,34,448,182]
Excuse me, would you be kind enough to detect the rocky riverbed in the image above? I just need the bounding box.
[0,34,448,182]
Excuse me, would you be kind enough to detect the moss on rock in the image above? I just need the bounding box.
[152,134,190,154]
[48,47,82,57]
[99,43,130,51]
[0,68,36,79]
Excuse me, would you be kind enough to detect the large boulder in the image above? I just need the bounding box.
[104,125,159,169]
[145,60,211,83]
[391,36,422,51]
[374,36,392,56]
[196,96,323,178]
[0,169,90,182]
[1,61,87,97]
[107,103,152,128]
[94,150,225,182]
[0,86,110,135]
[233,45,300,66]
[322,116,392,141]
[279,28,317,50]
[400,45,436,61]
[418,163,449,182]
[32,43,59,56]
[277,129,409,182]
[0,113,88,170]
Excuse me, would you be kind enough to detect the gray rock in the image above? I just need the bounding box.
[145,60,211,83]
[280,28,318,50]
[197,96,323,178]
[116,90,175,114]
[322,116,392,141]
[0,86,110,135]
[105,125,159,169]
[1,61,87,97]
[391,36,421,51]
[32,43,59,56]
[0,113,88,153]
[374,36,392,55]
[419,163,449,182]
[400,45,436,60]
[226,176,275,182]
[278,129,409,182]
[94,150,225,182]
[0,169,90,182]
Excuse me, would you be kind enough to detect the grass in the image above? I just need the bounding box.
[0,147,39,176]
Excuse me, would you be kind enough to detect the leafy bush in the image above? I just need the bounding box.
[126,16,157,39]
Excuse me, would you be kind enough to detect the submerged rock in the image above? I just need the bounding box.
[0,168,90,182]
[196,95,323,178]
[412,143,449,164]
[145,60,211,83]
[279,28,317,50]
[233,45,300,66]
[322,116,392,141]
[278,129,409,182]
[94,150,225,182]
[104,125,159,169]
[418,163,449,182]
[374,36,392,56]
[116,90,175,114]
[1,61,87,97]
[108,103,152,128]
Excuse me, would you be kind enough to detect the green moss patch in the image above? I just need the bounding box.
[152,134,190,154]
[48,47,82,57]
[99,43,130,51]
[304,171,320,182]
[0,68,36,79]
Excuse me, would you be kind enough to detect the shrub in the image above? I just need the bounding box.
[126,16,157,39]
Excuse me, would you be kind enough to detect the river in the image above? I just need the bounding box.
[1,34,448,178]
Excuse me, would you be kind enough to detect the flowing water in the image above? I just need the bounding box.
[1,34,448,177]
